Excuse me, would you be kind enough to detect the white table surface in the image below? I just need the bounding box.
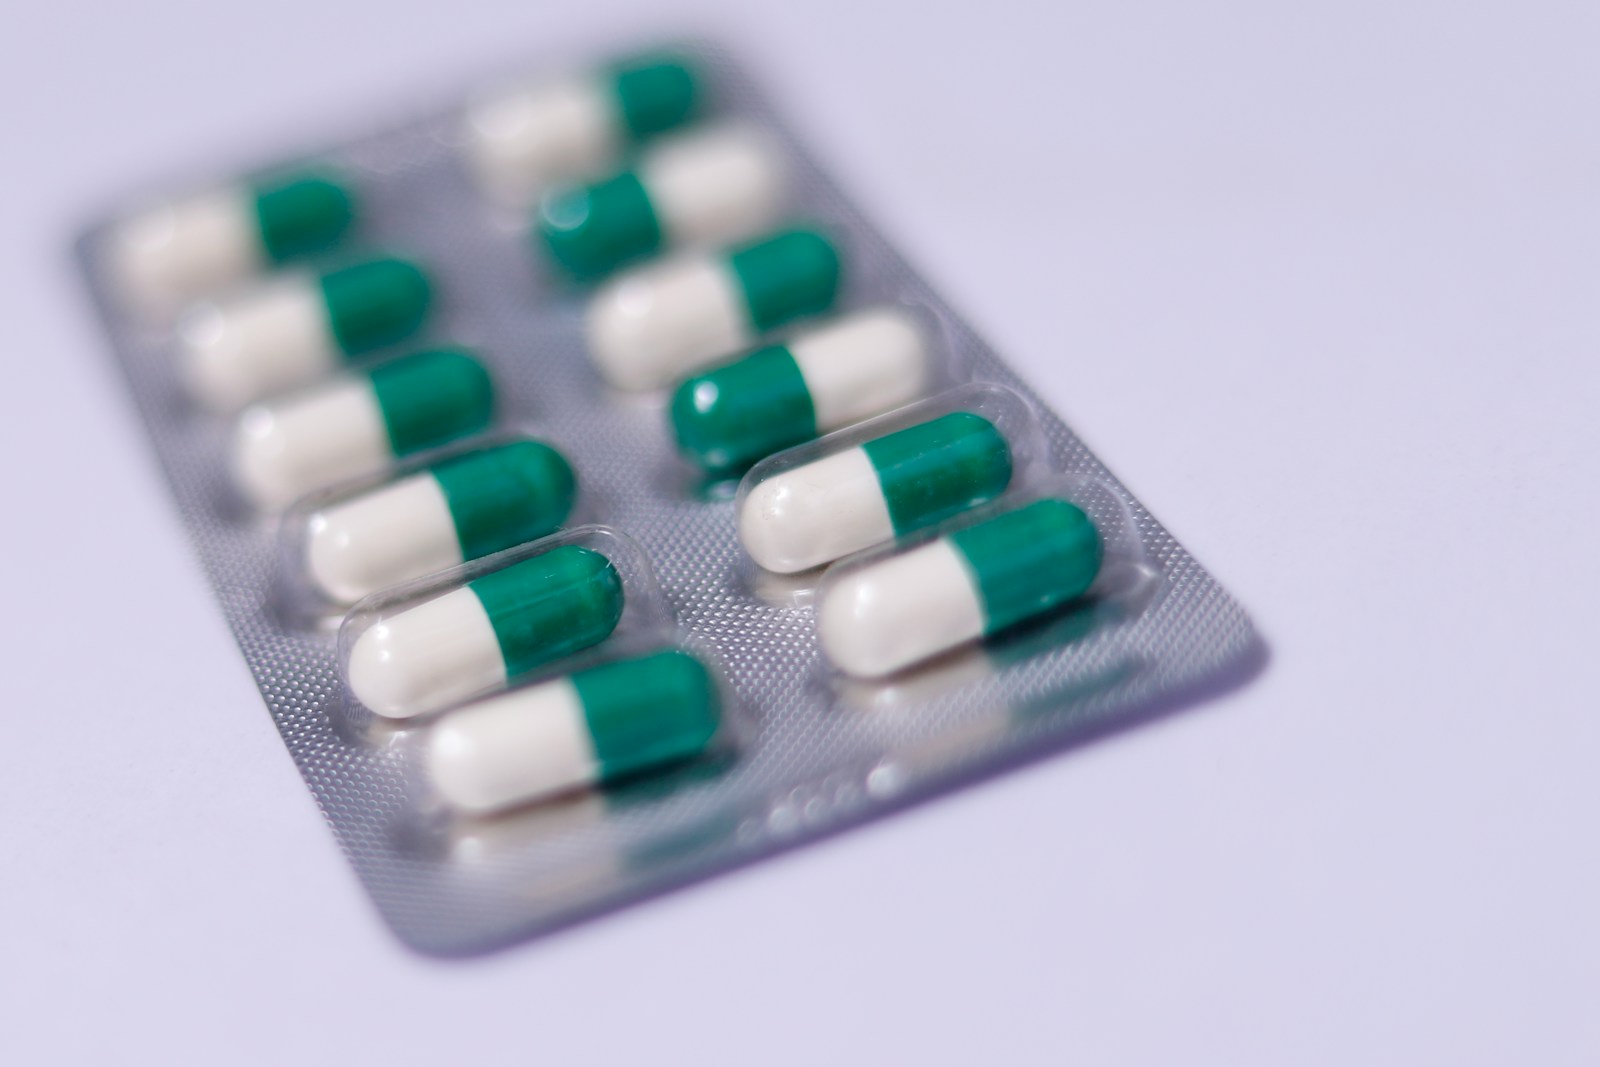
[3,2,1596,1063]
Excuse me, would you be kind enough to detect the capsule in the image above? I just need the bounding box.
[818,499,1103,678]
[739,411,1012,573]
[232,348,494,511]
[347,545,624,719]
[465,53,701,208]
[179,256,432,411]
[586,228,841,391]
[110,172,355,317]
[671,307,931,478]
[539,125,785,280]
[305,439,577,604]
[426,649,721,813]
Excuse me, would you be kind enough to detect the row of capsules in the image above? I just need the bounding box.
[108,52,750,821]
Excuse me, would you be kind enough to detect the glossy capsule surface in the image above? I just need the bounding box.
[738,411,1011,573]
[305,439,575,604]
[426,649,721,813]
[346,545,624,719]
[585,228,841,391]
[180,256,431,411]
[231,348,493,511]
[818,499,1103,678]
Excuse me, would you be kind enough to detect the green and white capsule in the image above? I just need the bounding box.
[465,53,701,208]
[738,411,1012,574]
[110,172,354,317]
[305,439,576,605]
[426,649,721,813]
[348,545,624,720]
[670,307,931,478]
[232,348,493,511]
[586,228,842,390]
[539,124,786,280]
[819,499,1103,678]
[179,256,432,411]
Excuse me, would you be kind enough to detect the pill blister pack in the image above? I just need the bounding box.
[76,41,1261,955]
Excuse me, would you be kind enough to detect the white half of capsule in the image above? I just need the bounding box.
[586,254,750,390]
[305,473,463,605]
[231,375,391,511]
[786,307,931,431]
[347,586,505,720]
[109,187,264,319]
[427,679,600,813]
[738,446,895,574]
[638,125,786,249]
[179,272,339,411]
[463,75,624,208]
[817,538,987,679]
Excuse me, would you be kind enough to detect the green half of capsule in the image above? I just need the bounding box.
[572,649,722,783]
[467,545,625,679]
[319,257,433,355]
[669,344,816,478]
[432,440,578,561]
[252,173,355,263]
[863,412,1013,535]
[369,348,495,457]
[538,171,662,281]
[949,499,1104,634]
[727,229,841,333]
[609,54,701,141]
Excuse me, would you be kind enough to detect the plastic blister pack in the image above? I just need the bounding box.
[76,40,1260,954]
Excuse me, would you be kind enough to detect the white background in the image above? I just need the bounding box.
[3,2,1596,1063]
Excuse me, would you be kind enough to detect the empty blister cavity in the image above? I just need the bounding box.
[178,255,433,411]
[736,383,1048,579]
[538,122,789,282]
[585,226,842,390]
[815,476,1155,680]
[108,170,356,319]
[231,346,495,511]
[464,51,702,209]
[339,526,666,721]
[669,304,949,481]
[278,432,579,614]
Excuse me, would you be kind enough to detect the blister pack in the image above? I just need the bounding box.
[76,41,1261,954]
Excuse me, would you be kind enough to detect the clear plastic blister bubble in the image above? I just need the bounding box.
[101,164,363,327]
[530,119,803,292]
[171,248,446,417]
[661,299,962,499]
[336,524,668,730]
[732,381,1050,606]
[274,427,587,628]
[75,38,1261,955]
[811,473,1162,710]
[401,627,746,822]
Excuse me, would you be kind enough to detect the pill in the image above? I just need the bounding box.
[305,439,576,604]
[818,499,1103,678]
[427,649,721,813]
[670,307,930,478]
[465,53,700,208]
[232,348,493,511]
[738,411,1012,573]
[538,124,786,280]
[347,544,624,719]
[586,228,841,390]
[109,172,354,317]
[179,256,432,411]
